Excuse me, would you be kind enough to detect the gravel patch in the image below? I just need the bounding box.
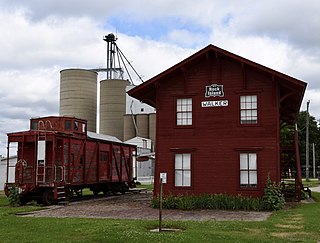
[20,191,272,221]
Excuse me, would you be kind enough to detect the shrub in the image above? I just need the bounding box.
[152,193,263,211]
[152,177,285,211]
[8,186,20,207]
[261,176,285,211]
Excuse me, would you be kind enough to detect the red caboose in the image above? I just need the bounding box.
[5,116,136,205]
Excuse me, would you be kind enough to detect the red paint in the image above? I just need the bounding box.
[5,116,136,203]
[129,45,306,198]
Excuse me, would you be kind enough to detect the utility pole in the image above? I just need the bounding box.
[313,143,316,178]
[306,100,310,180]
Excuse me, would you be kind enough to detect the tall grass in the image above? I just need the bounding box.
[152,193,263,211]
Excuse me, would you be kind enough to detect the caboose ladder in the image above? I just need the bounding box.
[36,132,46,184]
[54,183,68,205]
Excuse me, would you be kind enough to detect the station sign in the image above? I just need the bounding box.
[201,100,228,107]
[205,84,224,97]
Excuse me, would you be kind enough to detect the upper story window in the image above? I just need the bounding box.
[177,98,192,126]
[240,95,257,124]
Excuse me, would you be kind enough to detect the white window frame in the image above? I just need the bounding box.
[240,95,257,124]
[175,153,191,187]
[240,153,257,188]
[176,98,192,126]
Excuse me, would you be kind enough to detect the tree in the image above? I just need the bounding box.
[296,111,320,177]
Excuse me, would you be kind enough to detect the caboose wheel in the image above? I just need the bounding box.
[42,189,54,206]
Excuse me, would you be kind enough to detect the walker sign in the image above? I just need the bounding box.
[201,100,228,107]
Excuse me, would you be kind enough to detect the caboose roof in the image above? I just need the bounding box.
[128,44,307,124]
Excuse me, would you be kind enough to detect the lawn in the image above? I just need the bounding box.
[0,190,319,242]
[302,178,320,188]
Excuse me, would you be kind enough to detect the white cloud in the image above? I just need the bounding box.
[1,0,320,155]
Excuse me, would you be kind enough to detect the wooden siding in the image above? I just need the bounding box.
[154,54,281,197]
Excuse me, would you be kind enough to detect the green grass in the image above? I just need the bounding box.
[136,183,154,191]
[0,191,319,242]
[302,178,320,188]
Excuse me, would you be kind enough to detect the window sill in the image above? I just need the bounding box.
[239,186,259,191]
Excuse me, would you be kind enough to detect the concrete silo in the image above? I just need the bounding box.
[59,69,97,132]
[136,114,149,138]
[124,114,136,141]
[148,113,156,142]
[100,79,130,140]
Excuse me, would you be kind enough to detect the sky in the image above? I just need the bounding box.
[1,0,320,156]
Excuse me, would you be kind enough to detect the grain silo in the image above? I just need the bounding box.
[59,69,97,132]
[99,79,130,140]
[124,114,136,141]
[136,114,149,138]
[148,113,156,142]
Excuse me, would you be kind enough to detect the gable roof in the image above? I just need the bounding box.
[128,44,307,123]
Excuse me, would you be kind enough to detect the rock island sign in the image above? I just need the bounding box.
[205,84,224,97]
[202,84,229,107]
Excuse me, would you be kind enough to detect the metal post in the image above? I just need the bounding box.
[306,100,310,180]
[159,177,163,232]
[313,143,316,178]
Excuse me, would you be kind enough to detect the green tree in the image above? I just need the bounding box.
[296,111,320,177]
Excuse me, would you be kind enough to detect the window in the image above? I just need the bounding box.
[74,121,78,130]
[240,95,257,124]
[177,98,192,126]
[99,152,108,162]
[65,120,71,130]
[240,153,257,187]
[31,121,38,130]
[142,139,147,149]
[81,123,86,133]
[175,153,191,187]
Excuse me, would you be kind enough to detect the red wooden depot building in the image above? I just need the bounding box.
[129,44,307,199]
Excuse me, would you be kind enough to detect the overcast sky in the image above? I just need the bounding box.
[1,0,320,156]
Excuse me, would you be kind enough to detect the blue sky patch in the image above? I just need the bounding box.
[107,16,210,43]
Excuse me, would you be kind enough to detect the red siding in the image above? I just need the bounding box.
[154,55,280,197]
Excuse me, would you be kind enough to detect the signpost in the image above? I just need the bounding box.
[159,173,167,232]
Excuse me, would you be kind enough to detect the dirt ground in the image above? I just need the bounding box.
[20,190,272,221]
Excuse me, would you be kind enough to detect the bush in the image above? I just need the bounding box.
[261,176,285,211]
[152,193,263,211]
[8,186,20,207]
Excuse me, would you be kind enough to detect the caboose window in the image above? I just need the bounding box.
[175,153,191,187]
[65,120,71,130]
[31,121,38,130]
[240,153,257,188]
[240,95,257,124]
[176,98,192,126]
[74,121,78,130]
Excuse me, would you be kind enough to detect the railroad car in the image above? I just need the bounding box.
[4,116,136,205]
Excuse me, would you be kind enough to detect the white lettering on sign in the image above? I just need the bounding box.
[205,84,224,97]
[160,172,167,183]
[201,100,229,107]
